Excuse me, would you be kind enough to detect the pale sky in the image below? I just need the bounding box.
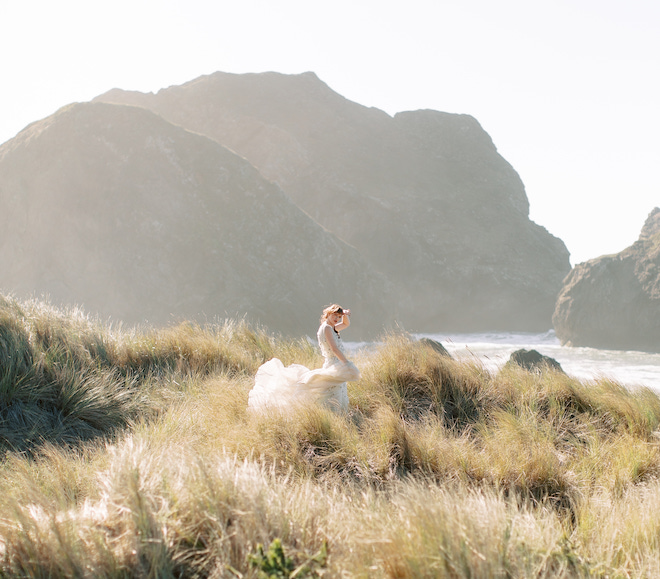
[1,0,658,265]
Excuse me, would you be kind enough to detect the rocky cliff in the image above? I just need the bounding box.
[0,101,391,337]
[553,208,660,352]
[95,71,570,332]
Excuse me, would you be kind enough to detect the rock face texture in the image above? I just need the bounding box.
[418,337,453,358]
[95,71,570,332]
[0,102,391,337]
[504,349,564,374]
[553,208,660,352]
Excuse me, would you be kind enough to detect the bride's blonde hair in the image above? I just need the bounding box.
[320,304,344,323]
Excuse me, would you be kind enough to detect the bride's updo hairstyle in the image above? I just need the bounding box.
[320,304,344,323]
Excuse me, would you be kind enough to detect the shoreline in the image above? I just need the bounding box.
[345,330,660,391]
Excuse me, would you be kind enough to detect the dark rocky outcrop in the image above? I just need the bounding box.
[553,208,660,352]
[95,71,570,332]
[0,102,392,337]
[418,337,453,358]
[505,349,564,373]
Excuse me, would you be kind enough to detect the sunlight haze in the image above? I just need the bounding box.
[1,0,658,265]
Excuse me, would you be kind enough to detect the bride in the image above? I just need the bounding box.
[247,304,360,412]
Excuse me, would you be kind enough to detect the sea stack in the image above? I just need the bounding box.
[553,208,660,352]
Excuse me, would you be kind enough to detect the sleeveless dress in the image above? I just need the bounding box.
[247,322,360,412]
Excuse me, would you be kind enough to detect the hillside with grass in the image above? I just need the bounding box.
[0,101,390,338]
[2,293,660,577]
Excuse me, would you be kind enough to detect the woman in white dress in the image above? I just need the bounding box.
[247,304,360,412]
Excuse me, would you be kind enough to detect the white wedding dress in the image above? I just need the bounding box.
[247,322,360,412]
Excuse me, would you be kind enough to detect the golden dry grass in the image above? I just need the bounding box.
[2,295,660,577]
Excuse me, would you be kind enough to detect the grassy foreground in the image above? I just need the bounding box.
[2,295,660,577]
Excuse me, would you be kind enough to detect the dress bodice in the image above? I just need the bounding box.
[317,321,344,362]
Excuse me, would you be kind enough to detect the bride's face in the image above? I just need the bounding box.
[328,312,343,326]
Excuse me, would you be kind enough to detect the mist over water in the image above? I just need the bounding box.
[347,331,660,392]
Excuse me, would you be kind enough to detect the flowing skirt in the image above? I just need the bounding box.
[247,358,360,412]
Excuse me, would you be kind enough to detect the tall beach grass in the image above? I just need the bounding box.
[1,294,660,576]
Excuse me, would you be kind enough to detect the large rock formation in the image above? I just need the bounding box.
[0,101,391,337]
[553,208,660,352]
[95,71,570,332]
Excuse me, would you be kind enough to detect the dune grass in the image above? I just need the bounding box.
[1,295,660,576]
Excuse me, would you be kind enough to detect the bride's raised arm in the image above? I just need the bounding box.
[334,309,351,332]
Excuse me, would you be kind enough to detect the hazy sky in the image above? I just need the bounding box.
[1,0,658,265]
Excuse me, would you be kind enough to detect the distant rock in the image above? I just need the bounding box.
[418,337,453,358]
[553,208,660,352]
[505,349,564,373]
[0,102,391,337]
[95,71,570,332]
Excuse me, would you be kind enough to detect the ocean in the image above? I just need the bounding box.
[348,330,660,392]
[415,330,660,391]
